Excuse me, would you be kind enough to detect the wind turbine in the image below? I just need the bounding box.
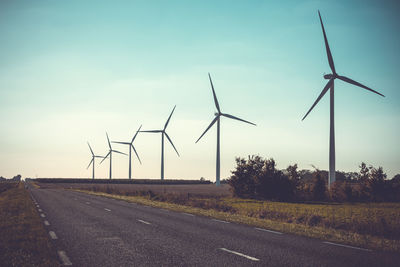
[86,142,104,180]
[302,11,384,187]
[112,125,142,179]
[140,106,179,180]
[100,132,127,179]
[196,73,256,186]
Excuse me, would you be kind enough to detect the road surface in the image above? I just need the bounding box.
[28,186,400,266]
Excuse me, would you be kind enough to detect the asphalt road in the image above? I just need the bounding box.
[28,186,400,266]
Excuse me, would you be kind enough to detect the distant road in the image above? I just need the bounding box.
[28,186,400,266]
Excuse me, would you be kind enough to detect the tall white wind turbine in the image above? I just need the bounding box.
[100,132,127,179]
[140,106,179,180]
[112,125,142,179]
[87,142,104,179]
[302,11,384,186]
[196,73,256,186]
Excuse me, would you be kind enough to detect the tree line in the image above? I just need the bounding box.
[228,156,400,202]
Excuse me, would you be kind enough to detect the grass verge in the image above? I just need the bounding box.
[0,182,60,266]
[75,189,400,253]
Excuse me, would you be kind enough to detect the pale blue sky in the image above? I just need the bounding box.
[0,0,399,180]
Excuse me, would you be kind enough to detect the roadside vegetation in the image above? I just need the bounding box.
[0,181,59,266]
[36,155,400,252]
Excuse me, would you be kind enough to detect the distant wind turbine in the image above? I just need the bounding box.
[196,73,256,186]
[302,10,384,186]
[140,106,179,180]
[112,125,142,179]
[100,132,127,179]
[86,142,104,180]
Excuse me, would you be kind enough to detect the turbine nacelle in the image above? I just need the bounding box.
[324,73,334,79]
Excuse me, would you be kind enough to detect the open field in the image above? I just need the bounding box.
[0,182,59,266]
[36,181,232,197]
[36,181,400,252]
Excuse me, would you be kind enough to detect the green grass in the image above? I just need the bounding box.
[0,182,60,266]
[75,188,400,253]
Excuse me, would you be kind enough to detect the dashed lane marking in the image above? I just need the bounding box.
[219,248,260,261]
[38,209,43,212]
[49,231,58,239]
[138,219,151,225]
[212,219,230,224]
[104,208,111,212]
[255,228,283,235]
[40,213,46,218]
[86,202,90,205]
[57,251,72,266]
[44,220,50,226]
[323,241,371,252]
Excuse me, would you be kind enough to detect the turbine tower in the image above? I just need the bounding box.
[86,142,104,179]
[196,73,256,186]
[100,132,127,179]
[140,106,179,180]
[302,11,384,186]
[112,125,142,179]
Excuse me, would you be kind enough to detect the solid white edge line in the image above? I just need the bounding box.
[44,220,50,226]
[40,213,46,218]
[181,212,194,217]
[212,219,230,224]
[255,227,283,235]
[104,208,111,212]
[219,248,259,261]
[137,219,151,225]
[49,231,58,239]
[57,250,72,266]
[323,241,371,252]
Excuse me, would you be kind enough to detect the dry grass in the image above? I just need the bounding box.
[0,182,60,266]
[71,184,400,252]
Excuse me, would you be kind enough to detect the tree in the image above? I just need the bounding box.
[368,166,386,201]
[228,156,263,197]
[310,170,326,201]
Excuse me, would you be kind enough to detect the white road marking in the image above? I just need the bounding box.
[85,202,90,205]
[323,241,371,252]
[137,219,151,225]
[255,227,283,235]
[36,205,40,208]
[38,209,43,212]
[57,251,72,266]
[40,213,46,218]
[49,231,58,239]
[44,220,50,226]
[181,212,194,217]
[212,219,230,224]
[219,248,259,261]
[104,208,111,212]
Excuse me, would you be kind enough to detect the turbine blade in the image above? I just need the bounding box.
[221,113,256,126]
[112,141,131,145]
[302,79,333,121]
[112,150,128,156]
[337,75,385,97]
[131,125,142,143]
[195,116,218,143]
[131,144,142,164]
[106,132,112,149]
[87,158,94,169]
[165,132,180,157]
[87,142,94,155]
[164,106,176,130]
[209,73,221,113]
[318,10,336,74]
[100,152,110,164]
[140,130,162,133]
